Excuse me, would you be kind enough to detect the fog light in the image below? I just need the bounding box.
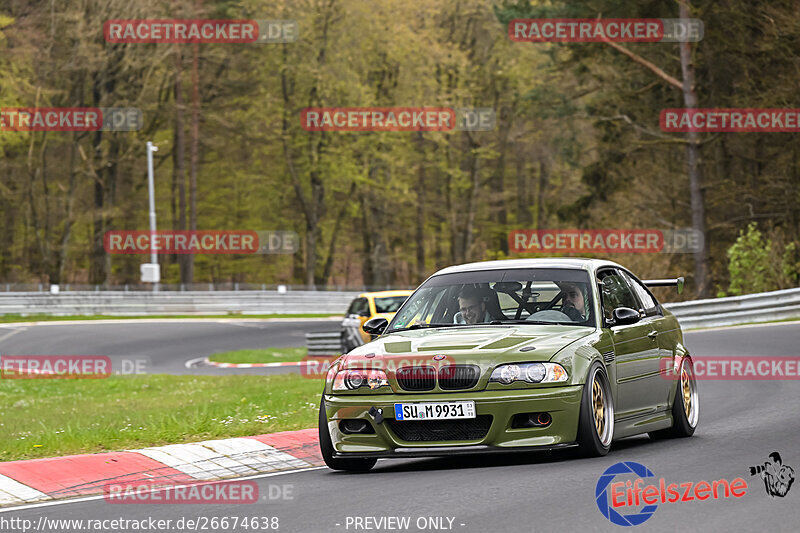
[339,419,375,434]
[511,412,552,428]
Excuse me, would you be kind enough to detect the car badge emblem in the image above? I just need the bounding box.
[433,354,446,361]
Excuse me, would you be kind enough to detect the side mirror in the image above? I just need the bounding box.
[363,317,388,336]
[611,307,640,326]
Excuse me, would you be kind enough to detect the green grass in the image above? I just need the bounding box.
[208,347,308,364]
[0,374,322,461]
[0,313,338,323]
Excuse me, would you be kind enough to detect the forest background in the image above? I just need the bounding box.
[1,0,799,300]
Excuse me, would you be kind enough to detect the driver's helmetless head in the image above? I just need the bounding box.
[458,287,486,324]
[561,283,585,315]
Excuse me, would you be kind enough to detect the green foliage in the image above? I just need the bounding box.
[725,223,772,296]
[782,242,800,285]
[724,224,800,297]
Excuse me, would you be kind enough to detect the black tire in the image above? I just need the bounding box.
[318,398,377,472]
[649,358,698,439]
[576,362,614,457]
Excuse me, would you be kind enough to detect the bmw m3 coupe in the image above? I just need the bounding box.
[319,258,698,471]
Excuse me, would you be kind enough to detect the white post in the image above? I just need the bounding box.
[146,142,160,292]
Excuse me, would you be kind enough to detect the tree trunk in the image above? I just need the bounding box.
[494,142,508,254]
[461,139,480,263]
[536,160,549,229]
[90,129,105,285]
[188,38,200,284]
[516,156,532,226]
[319,182,355,286]
[416,154,426,282]
[174,44,188,284]
[679,0,710,297]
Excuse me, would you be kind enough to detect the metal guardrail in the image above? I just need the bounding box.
[0,283,414,292]
[1,287,798,330]
[663,287,800,329]
[0,291,360,316]
[306,331,343,357]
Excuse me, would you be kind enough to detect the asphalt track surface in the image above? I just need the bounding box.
[0,319,339,375]
[2,321,800,532]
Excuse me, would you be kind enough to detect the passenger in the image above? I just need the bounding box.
[454,287,492,325]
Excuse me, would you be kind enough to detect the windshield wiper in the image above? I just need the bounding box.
[489,319,577,326]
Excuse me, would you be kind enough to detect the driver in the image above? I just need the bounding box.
[558,282,587,322]
[454,286,492,325]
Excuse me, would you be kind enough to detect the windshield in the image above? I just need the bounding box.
[387,268,594,331]
[374,296,408,314]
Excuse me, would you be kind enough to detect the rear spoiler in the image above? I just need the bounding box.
[643,277,685,294]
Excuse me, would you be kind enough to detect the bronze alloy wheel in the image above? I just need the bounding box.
[593,379,604,436]
[680,360,699,428]
[591,368,614,446]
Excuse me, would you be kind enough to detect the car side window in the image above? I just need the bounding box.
[619,270,660,316]
[598,269,640,322]
[348,298,369,317]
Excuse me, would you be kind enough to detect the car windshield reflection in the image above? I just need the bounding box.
[387,268,595,332]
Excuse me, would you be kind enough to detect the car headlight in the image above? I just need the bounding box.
[490,362,568,384]
[332,369,390,391]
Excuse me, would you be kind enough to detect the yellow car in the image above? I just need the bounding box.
[341,290,413,353]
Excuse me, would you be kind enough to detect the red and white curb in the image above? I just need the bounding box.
[0,429,321,507]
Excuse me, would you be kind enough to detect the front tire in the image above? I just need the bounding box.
[576,362,614,457]
[649,357,698,439]
[318,398,377,472]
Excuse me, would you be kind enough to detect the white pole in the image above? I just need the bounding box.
[146,141,159,292]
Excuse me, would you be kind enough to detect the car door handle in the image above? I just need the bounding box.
[647,330,658,339]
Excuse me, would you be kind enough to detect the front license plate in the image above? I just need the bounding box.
[394,401,476,421]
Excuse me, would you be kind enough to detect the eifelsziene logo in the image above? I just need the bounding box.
[596,461,748,526]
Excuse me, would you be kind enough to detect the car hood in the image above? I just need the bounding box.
[341,325,594,368]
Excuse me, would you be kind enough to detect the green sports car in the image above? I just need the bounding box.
[319,258,699,471]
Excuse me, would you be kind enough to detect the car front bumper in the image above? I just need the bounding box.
[323,385,584,457]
